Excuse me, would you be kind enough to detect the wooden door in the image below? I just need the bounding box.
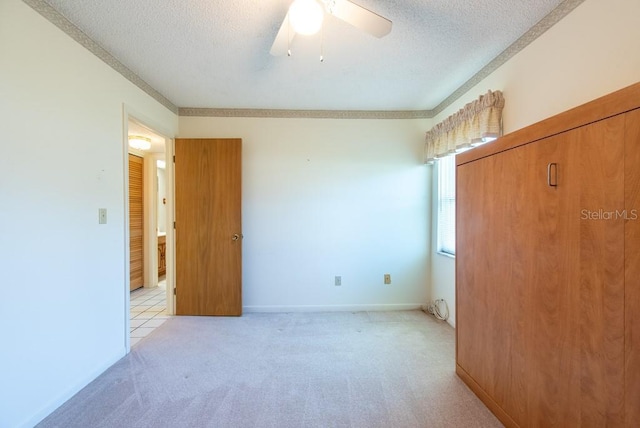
[625,108,640,426]
[175,138,242,316]
[129,154,144,291]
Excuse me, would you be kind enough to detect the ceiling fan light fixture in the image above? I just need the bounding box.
[128,135,151,151]
[289,0,324,35]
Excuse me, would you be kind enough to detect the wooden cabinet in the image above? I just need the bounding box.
[456,82,640,427]
[158,234,166,277]
[625,108,640,427]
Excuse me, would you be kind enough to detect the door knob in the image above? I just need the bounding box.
[232,233,242,241]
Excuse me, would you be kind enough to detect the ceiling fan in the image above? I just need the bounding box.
[270,0,392,56]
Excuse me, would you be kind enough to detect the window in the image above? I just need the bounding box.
[437,154,456,256]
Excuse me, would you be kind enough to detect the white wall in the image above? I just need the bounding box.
[430,0,640,327]
[0,1,178,427]
[179,117,432,311]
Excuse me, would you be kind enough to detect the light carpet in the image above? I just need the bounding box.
[37,310,501,427]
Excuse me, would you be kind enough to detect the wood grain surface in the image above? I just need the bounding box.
[577,116,625,426]
[129,154,144,291]
[175,138,242,316]
[456,84,638,426]
[625,108,640,426]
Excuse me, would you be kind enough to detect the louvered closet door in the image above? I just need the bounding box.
[129,154,144,291]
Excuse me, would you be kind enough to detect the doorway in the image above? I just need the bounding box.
[125,115,175,349]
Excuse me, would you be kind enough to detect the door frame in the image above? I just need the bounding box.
[122,105,176,352]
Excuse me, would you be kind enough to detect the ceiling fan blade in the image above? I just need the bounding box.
[270,12,296,56]
[330,0,392,38]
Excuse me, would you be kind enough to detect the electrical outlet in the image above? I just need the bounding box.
[384,274,391,285]
[335,276,342,286]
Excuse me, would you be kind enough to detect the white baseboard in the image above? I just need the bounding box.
[22,347,126,428]
[243,303,424,313]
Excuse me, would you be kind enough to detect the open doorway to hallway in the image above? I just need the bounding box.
[126,117,174,347]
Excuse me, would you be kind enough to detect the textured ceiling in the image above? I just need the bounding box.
[38,0,571,112]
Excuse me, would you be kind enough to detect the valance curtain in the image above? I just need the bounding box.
[424,90,505,163]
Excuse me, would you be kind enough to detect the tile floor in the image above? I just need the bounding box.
[130,278,170,346]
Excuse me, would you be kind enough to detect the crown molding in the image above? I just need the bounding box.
[178,108,432,120]
[23,0,179,115]
[23,0,584,120]
[432,0,586,117]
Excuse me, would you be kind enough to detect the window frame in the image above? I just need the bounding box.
[436,153,456,257]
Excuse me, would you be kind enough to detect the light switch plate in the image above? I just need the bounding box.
[99,208,107,224]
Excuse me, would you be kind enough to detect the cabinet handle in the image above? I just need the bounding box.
[547,163,558,187]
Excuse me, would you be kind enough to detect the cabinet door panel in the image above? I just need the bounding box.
[457,157,491,385]
[578,115,625,426]
[457,146,529,423]
[525,117,625,426]
[524,133,582,426]
[625,108,640,426]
